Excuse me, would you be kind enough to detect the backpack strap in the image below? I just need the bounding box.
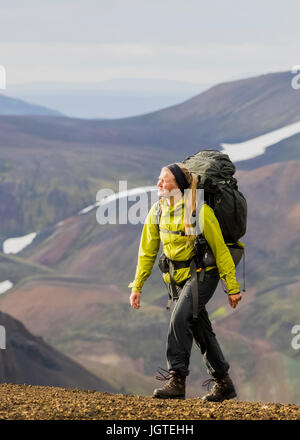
[190,258,199,319]
[160,228,186,236]
[155,199,162,227]
[155,198,206,318]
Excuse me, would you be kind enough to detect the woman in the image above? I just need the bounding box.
[129,162,242,401]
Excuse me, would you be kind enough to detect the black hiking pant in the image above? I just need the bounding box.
[166,268,230,378]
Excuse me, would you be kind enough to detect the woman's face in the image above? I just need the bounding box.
[157,168,179,197]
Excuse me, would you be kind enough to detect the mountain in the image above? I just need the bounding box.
[0,71,299,239]
[0,93,62,116]
[0,311,116,392]
[1,156,299,402]
[1,71,300,150]
[7,158,298,291]
[0,70,300,403]
[4,79,208,119]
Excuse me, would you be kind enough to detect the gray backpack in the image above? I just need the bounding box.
[183,150,247,293]
[182,149,247,244]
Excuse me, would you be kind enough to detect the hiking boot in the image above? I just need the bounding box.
[152,367,186,399]
[201,374,237,402]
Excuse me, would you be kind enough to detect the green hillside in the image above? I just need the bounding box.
[0,71,300,237]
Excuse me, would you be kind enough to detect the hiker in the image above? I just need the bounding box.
[129,162,243,402]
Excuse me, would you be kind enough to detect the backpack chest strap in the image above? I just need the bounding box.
[159,227,186,236]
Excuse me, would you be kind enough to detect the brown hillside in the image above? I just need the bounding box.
[0,311,116,393]
[0,383,299,420]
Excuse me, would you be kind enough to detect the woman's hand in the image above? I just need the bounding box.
[130,291,141,309]
[228,293,242,309]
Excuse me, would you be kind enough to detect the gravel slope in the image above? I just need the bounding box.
[0,384,299,420]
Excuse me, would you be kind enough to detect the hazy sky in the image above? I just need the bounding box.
[0,0,299,87]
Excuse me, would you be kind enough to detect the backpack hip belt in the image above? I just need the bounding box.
[158,252,205,319]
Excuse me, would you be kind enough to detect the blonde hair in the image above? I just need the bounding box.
[173,162,198,249]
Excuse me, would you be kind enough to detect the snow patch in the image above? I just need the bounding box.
[78,186,157,215]
[3,232,37,254]
[0,280,13,295]
[78,204,95,214]
[97,186,157,206]
[221,120,300,162]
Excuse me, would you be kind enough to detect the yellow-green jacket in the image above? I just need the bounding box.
[129,198,243,295]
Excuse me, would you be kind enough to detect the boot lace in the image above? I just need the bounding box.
[155,367,173,381]
[202,377,217,391]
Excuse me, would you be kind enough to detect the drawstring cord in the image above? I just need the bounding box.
[242,249,246,292]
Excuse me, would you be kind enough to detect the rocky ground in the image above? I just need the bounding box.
[0,383,299,420]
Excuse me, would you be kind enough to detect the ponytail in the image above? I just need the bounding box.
[176,163,198,249]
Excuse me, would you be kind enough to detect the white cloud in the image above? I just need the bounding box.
[1,0,299,86]
[0,40,295,85]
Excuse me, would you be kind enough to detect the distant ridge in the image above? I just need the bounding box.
[0,93,62,116]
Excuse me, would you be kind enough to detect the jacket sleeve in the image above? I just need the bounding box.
[201,204,241,295]
[128,203,161,293]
